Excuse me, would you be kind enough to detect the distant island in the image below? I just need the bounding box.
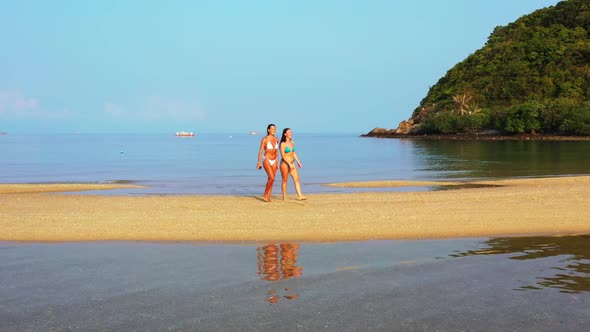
[366,0,590,139]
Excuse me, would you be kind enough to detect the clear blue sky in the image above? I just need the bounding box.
[0,0,560,134]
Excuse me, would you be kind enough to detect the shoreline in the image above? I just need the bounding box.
[1,176,589,242]
[0,183,145,194]
[361,132,590,141]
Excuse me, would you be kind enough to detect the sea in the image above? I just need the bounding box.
[1,132,589,195]
[2,132,590,330]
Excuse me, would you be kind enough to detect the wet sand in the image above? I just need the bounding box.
[1,176,589,242]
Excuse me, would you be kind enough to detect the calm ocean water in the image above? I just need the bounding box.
[1,133,589,195]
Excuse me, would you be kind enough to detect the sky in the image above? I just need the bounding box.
[0,0,560,134]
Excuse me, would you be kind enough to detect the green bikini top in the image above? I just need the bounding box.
[285,146,296,153]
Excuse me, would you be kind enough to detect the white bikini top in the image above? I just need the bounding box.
[266,139,279,150]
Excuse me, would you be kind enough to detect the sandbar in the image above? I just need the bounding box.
[1,176,589,242]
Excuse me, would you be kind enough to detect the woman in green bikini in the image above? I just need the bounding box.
[279,128,306,201]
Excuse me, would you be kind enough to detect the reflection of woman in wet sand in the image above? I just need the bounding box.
[279,128,306,201]
[280,243,302,279]
[257,244,280,282]
[256,124,279,202]
[257,243,302,303]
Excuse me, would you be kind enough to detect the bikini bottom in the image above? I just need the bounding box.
[264,158,277,166]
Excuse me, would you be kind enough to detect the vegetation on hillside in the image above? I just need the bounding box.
[412,0,590,136]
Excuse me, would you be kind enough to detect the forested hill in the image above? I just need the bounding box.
[395,0,590,136]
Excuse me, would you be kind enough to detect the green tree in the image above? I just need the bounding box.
[408,0,590,136]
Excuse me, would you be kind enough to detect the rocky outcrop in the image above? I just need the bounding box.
[394,119,418,134]
[369,127,394,135]
[363,118,422,137]
[361,127,395,137]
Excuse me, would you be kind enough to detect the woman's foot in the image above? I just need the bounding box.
[297,196,307,201]
[263,196,271,202]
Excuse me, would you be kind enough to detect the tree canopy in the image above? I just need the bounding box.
[412,0,590,135]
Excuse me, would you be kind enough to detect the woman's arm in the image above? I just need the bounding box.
[257,138,266,169]
[292,143,302,167]
[293,151,302,168]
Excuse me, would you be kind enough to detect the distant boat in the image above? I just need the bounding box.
[176,131,195,137]
[0,132,7,136]
[249,131,259,135]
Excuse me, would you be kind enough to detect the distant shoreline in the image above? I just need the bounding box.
[361,132,590,141]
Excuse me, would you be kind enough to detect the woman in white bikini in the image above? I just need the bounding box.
[279,128,306,201]
[257,124,279,202]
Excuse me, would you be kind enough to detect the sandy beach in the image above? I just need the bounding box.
[1,176,589,242]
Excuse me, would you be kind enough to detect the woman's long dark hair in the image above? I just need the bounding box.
[280,128,290,143]
[266,123,275,135]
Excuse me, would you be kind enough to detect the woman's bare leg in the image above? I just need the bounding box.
[262,160,277,202]
[289,167,306,200]
[280,161,289,200]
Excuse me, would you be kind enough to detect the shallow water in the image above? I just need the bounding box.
[1,133,589,195]
[451,234,590,294]
[1,235,588,331]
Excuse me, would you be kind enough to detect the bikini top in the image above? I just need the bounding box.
[285,146,296,153]
[266,139,279,150]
